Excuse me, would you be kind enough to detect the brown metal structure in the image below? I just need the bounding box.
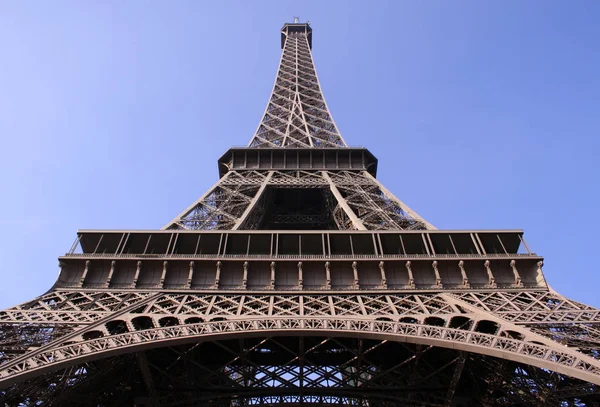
[1,21,600,406]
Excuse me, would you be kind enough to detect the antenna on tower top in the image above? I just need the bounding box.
[294,16,299,23]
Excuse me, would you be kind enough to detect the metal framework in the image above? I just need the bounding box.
[1,20,600,406]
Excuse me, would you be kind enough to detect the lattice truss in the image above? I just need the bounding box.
[165,170,433,231]
[248,30,345,148]
[3,21,599,407]
[2,289,600,405]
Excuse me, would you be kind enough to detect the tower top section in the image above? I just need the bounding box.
[249,21,345,148]
[281,20,312,49]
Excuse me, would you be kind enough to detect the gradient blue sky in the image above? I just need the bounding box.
[1,1,599,309]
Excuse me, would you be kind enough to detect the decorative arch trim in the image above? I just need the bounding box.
[1,317,599,388]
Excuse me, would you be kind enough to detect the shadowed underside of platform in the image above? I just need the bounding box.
[2,336,600,407]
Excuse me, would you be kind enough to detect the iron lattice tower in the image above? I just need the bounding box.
[1,21,600,407]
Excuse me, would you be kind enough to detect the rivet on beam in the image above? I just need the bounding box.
[379,261,387,289]
[269,261,276,290]
[187,261,194,289]
[536,260,546,286]
[458,261,470,288]
[510,260,523,287]
[298,262,303,290]
[352,261,359,289]
[484,260,497,288]
[132,261,142,288]
[242,261,248,289]
[432,261,442,288]
[325,261,331,289]
[105,261,116,288]
[405,261,415,289]
[213,261,221,289]
[80,260,90,287]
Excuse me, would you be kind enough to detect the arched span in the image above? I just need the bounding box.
[1,317,599,388]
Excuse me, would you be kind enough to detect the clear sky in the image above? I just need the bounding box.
[1,1,599,309]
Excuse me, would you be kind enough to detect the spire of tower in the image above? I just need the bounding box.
[248,21,347,148]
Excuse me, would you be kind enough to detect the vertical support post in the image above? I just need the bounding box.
[80,260,90,287]
[242,261,248,289]
[536,260,546,286]
[298,261,303,289]
[132,261,142,288]
[269,261,276,290]
[405,261,415,289]
[213,261,221,289]
[105,261,116,288]
[458,261,470,288]
[379,261,387,289]
[325,261,331,289]
[510,260,523,287]
[159,261,168,288]
[187,261,194,289]
[432,261,442,288]
[352,261,359,289]
[484,260,497,288]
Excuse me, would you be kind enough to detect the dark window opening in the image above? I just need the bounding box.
[255,187,338,230]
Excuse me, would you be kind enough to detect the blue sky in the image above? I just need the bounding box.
[1,1,599,309]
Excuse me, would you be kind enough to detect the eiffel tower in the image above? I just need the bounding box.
[2,19,600,407]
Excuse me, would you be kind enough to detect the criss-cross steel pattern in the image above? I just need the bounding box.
[249,25,345,148]
[164,170,434,230]
[163,22,433,232]
[1,20,600,406]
